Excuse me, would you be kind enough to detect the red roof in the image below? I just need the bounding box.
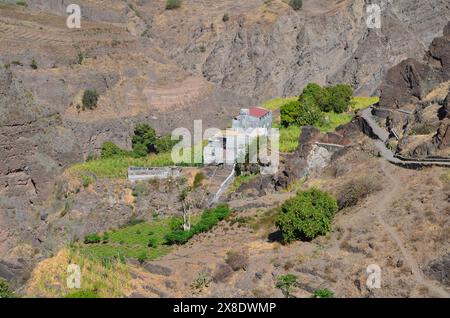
[249,107,269,118]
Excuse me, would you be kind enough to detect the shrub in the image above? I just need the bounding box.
[82,89,99,110]
[276,274,298,298]
[276,189,338,242]
[132,182,148,197]
[225,250,249,271]
[16,1,28,7]
[312,288,334,298]
[222,13,230,22]
[154,134,179,153]
[411,123,435,135]
[193,172,205,189]
[192,268,212,290]
[337,178,382,209]
[0,278,15,298]
[289,0,302,11]
[147,237,158,248]
[82,175,94,188]
[137,251,148,264]
[213,264,234,283]
[169,216,184,231]
[84,233,101,244]
[30,59,38,70]
[166,0,181,10]
[100,141,127,158]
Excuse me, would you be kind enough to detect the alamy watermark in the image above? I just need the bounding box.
[66,4,81,29]
[366,264,382,289]
[66,264,81,289]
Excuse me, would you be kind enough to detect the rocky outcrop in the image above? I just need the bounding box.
[379,21,450,109]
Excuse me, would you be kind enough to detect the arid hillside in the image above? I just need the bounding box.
[0,0,449,295]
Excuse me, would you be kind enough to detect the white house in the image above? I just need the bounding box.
[204,107,273,165]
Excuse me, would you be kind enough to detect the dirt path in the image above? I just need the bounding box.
[375,161,449,297]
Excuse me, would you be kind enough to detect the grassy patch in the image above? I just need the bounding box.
[317,111,354,133]
[267,96,378,153]
[351,96,379,111]
[228,174,258,194]
[278,125,302,153]
[262,96,298,111]
[75,218,179,262]
[68,152,174,179]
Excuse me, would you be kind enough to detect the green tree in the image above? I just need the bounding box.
[276,189,338,242]
[276,274,298,298]
[280,100,301,127]
[326,84,353,113]
[132,124,157,154]
[295,95,323,127]
[0,278,15,298]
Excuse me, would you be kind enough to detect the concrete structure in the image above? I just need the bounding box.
[204,107,273,165]
[232,107,272,131]
[128,167,181,181]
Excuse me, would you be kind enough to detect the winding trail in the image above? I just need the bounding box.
[375,161,449,297]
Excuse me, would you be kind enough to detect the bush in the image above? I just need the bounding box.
[137,251,148,264]
[154,134,179,153]
[169,216,184,231]
[276,274,298,298]
[16,1,28,7]
[82,175,94,188]
[30,59,38,70]
[132,182,148,197]
[312,288,334,298]
[289,0,302,11]
[222,13,230,22]
[225,250,249,271]
[84,233,101,244]
[276,189,338,242]
[166,0,181,10]
[147,237,158,248]
[337,178,382,210]
[0,278,14,298]
[82,89,99,110]
[193,172,205,189]
[213,264,234,283]
[100,141,127,158]
[192,268,212,290]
